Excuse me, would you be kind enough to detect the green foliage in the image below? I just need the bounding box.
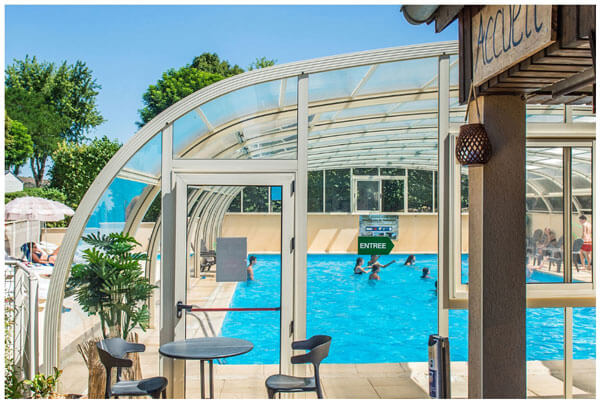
[325,169,351,212]
[242,186,268,212]
[382,179,404,212]
[138,68,223,126]
[23,368,62,399]
[407,169,433,212]
[67,232,157,340]
[5,304,25,398]
[461,173,469,210]
[190,52,244,77]
[248,57,277,71]
[308,171,324,212]
[4,114,33,174]
[5,56,104,186]
[49,136,121,209]
[142,192,161,222]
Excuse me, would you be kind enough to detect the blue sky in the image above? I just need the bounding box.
[5,4,456,149]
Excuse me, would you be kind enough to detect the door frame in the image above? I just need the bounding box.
[169,172,295,397]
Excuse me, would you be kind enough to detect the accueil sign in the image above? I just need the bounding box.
[472,5,553,86]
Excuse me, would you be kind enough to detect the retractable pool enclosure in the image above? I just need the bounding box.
[43,41,595,397]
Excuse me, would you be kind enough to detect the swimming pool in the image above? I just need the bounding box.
[219,254,596,364]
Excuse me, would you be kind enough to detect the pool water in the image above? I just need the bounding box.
[219,254,596,364]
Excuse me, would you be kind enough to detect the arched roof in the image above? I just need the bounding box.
[43,40,594,371]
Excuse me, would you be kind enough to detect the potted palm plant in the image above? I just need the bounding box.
[67,232,156,397]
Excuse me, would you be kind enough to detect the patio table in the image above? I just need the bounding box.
[159,337,253,398]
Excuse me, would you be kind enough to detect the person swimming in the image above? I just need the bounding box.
[403,254,416,266]
[353,257,369,274]
[369,265,381,281]
[421,267,431,279]
[247,255,257,280]
[368,255,397,270]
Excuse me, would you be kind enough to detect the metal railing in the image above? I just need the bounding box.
[5,261,40,380]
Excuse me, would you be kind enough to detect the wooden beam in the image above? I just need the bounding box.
[549,67,596,98]
[435,5,463,33]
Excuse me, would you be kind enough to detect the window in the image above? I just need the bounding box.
[308,171,324,212]
[325,169,351,212]
[382,179,404,212]
[242,186,268,212]
[408,169,434,212]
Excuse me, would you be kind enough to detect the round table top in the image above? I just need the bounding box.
[159,337,253,360]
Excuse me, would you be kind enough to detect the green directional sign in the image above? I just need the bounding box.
[358,236,394,255]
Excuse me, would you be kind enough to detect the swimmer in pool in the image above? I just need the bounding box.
[353,257,369,274]
[368,255,396,270]
[247,255,257,281]
[403,254,416,266]
[421,267,432,279]
[369,265,381,281]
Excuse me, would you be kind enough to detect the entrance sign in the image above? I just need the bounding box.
[472,5,553,86]
[358,236,394,255]
[216,237,247,282]
[359,215,398,239]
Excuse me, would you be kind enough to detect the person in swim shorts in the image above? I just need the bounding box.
[579,215,592,271]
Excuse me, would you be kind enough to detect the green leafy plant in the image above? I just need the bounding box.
[5,304,25,399]
[67,232,156,339]
[23,367,62,399]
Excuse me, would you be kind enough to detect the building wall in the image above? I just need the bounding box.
[42,214,470,254]
[5,173,23,193]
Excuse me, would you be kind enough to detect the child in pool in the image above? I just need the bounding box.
[421,267,431,279]
[369,265,381,281]
[247,255,257,281]
[353,257,370,274]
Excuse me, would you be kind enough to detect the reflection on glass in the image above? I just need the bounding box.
[308,171,324,212]
[173,77,298,159]
[571,148,593,283]
[325,169,350,212]
[243,186,268,213]
[356,180,379,211]
[270,186,282,213]
[526,148,563,283]
[408,169,433,212]
[382,179,404,212]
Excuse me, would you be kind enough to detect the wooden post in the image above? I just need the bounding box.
[467,95,527,398]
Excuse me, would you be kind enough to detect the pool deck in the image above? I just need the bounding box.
[57,266,596,398]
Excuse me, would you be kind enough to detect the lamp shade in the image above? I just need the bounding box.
[455,123,492,165]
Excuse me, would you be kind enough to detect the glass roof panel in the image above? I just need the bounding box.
[123,132,162,178]
[308,65,371,101]
[173,77,297,159]
[356,58,438,95]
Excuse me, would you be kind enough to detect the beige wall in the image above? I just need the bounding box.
[42,214,470,254]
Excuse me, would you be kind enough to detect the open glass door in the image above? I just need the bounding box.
[173,173,294,398]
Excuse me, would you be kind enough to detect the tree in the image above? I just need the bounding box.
[5,187,67,205]
[190,52,244,77]
[49,136,121,208]
[137,68,223,126]
[5,56,104,186]
[4,114,33,174]
[5,88,69,185]
[248,57,277,71]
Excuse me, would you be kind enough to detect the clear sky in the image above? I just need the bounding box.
[5,4,457,147]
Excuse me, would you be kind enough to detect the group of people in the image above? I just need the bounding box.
[353,254,431,281]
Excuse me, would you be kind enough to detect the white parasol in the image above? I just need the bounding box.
[5,196,75,222]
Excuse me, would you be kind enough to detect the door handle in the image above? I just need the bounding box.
[177,301,193,318]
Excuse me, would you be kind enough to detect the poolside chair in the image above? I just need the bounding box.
[265,335,331,399]
[572,238,585,272]
[547,236,564,272]
[96,338,168,399]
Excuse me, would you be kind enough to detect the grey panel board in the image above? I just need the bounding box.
[216,237,247,282]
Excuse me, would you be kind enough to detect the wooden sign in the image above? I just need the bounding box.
[472,5,554,86]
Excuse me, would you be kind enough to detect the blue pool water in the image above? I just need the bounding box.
[220,254,596,364]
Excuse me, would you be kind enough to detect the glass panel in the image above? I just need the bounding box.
[571,147,593,283]
[270,186,282,213]
[527,308,564,398]
[185,185,282,397]
[408,169,433,212]
[461,169,469,284]
[325,169,350,212]
[356,58,439,95]
[573,307,596,398]
[526,148,563,283]
[308,65,371,102]
[124,132,162,177]
[228,192,241,212]
[381,168,405,176]
[173,77,298,159]
[242,186,268,213]
[353,167,378,176]
[356,180,379,211]
[382,179,404,212]
[308,170,324,213]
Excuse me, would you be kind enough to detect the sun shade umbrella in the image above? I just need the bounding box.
[5,196,74,222]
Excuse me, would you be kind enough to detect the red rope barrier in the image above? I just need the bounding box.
[189,307,280,312]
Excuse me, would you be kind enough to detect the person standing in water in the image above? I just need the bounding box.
[403,254,416,266]
[421,267,431,279]
[369,265,381,281]
[247,255,257,281]
[353,257,369,274]
[368,254,396,269]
